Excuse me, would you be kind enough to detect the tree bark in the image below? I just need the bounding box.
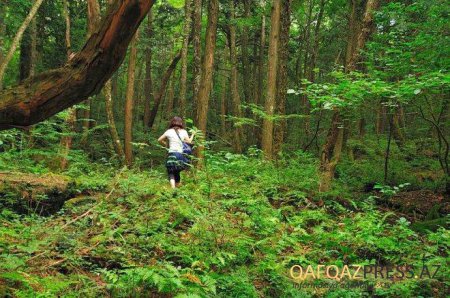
[0,0,155,130]
[319,0,379,191]
[228,0,243,153]
[60,0,75,170]
[179,0,192,118]
[104,79,124,158]
[192,0,203,117]
[0,6,5,90]
[273,0,291,156]
[124,32,139,168]
[195,0,219,159]
[81,0,102,137]
[261,0,281,160]
[143,11,154,131]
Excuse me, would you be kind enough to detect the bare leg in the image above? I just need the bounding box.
[170,178,176,189]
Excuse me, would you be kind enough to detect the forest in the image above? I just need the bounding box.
[0,0,448,297]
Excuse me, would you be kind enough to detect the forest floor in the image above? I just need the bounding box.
[0,147,449,297]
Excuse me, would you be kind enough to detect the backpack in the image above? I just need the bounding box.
[175,129,193,155]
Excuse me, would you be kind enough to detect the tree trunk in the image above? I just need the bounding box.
[0,0,44,86]
[179,0,192,118]
[228,0,243,153]
[319,0,379,191]
[256,0,266,110]
[195,0,219,159]
[273,0,291,156]
[220,70,228,137]
[192,0,202,117]
[60,0,75,170]
[147,50,182,128]
[143,11,154,131]
[319,112,344,192]
[241,0,252,105]
[81,0,102,138]
[124,32,139,168]
[0,6,5,90]
[261,0,281,160]
[0,0,155,130]
[104,80,124,158]
[166,75,175,118]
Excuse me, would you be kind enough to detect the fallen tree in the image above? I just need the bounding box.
[0,0,154,130]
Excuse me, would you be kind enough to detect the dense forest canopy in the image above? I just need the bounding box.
[0,0,449,297]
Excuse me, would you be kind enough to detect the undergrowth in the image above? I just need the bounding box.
[0,144,448,297]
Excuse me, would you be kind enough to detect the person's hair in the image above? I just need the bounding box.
[169,116,185,129]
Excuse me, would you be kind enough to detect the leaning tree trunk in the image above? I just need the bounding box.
[261,0,282,160]
[0,0,44,87]
[124,32,139,168]
[147,50,182,128]
[195,0,219,160]
[0,0,154,130]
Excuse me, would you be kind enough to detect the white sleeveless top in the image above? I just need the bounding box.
[162,128,189,153]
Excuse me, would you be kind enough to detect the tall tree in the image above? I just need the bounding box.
[178,0,192,117]
[143,11,154,131]
[195,0,219,159]
[103,0,123,160]
[81,0,101,138]
[228,0,243,153]
[319,0,379,191]
[261,0,282,159]
[124,32,139,167]
[60,0,76,170]
[192,0,202,117]
[273,0,291,155]
[0,0,44,87]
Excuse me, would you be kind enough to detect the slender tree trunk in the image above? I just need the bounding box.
[228,0,243,153]
[124,32,139,167]
[256,0,266,109]
[104,80,124,158]
[179,0,192,117]
[220,70,228,137]
[273,0,291,155]
[319,0,379,191]
[147,50,182,128]
[82,0,101,138]
[60,0,75,170]
[261,0,281,160]
[0,6,5,90]
[195,0,219,159]
[143,11,154,131]
[192,0,203,117]
[0,0,44,86]
[241,0,252,105]
[166,75,175,118]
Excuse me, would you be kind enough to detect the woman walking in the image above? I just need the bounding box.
[158,116,195,188]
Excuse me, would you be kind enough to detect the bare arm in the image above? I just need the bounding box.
[184,131,196,144]
[158,134,167,147]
